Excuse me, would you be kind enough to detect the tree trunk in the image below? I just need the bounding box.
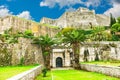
[42,47,51,70]
[72,42,81,69]
[45,54,51,70]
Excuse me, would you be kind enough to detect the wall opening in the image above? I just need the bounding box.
[56,57,63,67]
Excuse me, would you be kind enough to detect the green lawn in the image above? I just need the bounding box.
[0,65,37,80]
[81,61,120,66]
[35,70,119,80]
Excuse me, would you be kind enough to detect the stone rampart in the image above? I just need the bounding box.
[7,65,42,80]
[80,64,120,78]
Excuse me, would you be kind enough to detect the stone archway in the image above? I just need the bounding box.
[56,57,63,67]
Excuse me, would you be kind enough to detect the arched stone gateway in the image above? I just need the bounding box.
[56,57,63,67]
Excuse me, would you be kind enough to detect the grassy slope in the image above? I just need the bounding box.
[81,61,120,66]
[0,66,36,80]
[35,70,119,80]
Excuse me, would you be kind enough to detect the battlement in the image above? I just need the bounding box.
[40,7,110,29]
[76,7,95,13]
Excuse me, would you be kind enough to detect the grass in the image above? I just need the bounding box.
[35,70,119,80]
[10,15,59,29]
[0,65,37,80]
[35,70,52,80]
[81,61,120,67]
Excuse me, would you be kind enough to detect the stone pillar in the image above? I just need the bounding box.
[64,49,70,67]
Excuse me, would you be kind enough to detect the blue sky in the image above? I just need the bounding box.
[0,0,120,22]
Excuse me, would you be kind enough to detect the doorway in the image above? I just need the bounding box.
[56,57,63,67]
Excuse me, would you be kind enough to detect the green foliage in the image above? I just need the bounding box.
[2,28,19,44]
[117,17,120,23]
[110,16,120,40]
[41,23,59,29]
[0,66,35,80]
[23,30,34,39]
[59,28,86,69]
[42,67,47,77]
[61,27,75,34]
[36,70,119,80]
[111,35,119,41]
[110,16,120,36]
[111,23,120,32]
[18,57,25,66]
[32,34,57,70]
[110,13,116,27]
[32,34,56,52]
[43,52,49,56]
[61,28,86,44]
[89,27,110,41]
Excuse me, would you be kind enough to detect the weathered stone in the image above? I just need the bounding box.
[0,15,59,66]
[80,64,120,78]
[40,7,110,29]
[7,65,42,80]
[0,43,12,66]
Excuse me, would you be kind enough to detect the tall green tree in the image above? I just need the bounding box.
[32,34,56,70]
[110,13,116,27]
[60,28,86,69]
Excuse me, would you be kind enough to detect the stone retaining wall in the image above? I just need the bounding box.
[80,64,120,78]
[7,65,42,80]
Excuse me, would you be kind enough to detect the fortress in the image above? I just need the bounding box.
[40,7,110,29]
[0,7,120,68]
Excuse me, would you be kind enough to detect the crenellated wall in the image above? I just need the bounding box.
[40,7,110,29]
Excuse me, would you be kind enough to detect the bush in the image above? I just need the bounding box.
[18,57,25,66]
[42,67,47,77]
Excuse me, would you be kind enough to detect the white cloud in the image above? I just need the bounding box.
[40,0,101,8]
[0,5,12,18]
[66,7,76,12]
[17,11,32,20]
[85,0,101,7]
[40,0,56,8]
[0,5,32,20]
[104,1,120,17]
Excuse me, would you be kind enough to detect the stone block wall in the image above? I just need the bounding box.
[7,65,42,80]
[0,16,59,37]
[80,64,120,78]
[79,41,120,62]
[11,38,44,65]
[40,7,110,29]
[0,15,59,66]
[0,43,12,66]
[0,38,44,66]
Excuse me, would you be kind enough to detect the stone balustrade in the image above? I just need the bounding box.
[7,65,42,80]
[80,64,120,78]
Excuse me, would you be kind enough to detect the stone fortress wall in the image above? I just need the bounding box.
[40,7,110,29]
[51,41,120,68]
[0,16,58,37]
[0,7,119,67]
[80,41,120,62]
[0,16,59,66]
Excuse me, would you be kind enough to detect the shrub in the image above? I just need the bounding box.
[42,67,47,77]
[18,57,25,66]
